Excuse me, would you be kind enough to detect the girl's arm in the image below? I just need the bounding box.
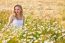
[2,15,14,32]
[23,16,25,27]
[6,15,13,26]
[23,17,25,26]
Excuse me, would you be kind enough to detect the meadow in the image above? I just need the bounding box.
[0,10,65,43]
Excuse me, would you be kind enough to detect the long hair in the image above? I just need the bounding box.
[14,5,23,17]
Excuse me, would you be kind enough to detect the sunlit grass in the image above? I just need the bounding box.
[0,10,65,43]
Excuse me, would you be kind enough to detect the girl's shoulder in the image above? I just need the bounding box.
[9,15,15,20]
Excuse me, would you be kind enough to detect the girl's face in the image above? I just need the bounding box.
[14,6,22,15]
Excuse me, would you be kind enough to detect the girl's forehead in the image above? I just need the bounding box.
[14,6,21,9]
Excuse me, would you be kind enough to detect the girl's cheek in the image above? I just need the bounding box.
[18,10,21,13]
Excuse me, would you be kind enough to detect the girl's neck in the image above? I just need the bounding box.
[15,14,23,20]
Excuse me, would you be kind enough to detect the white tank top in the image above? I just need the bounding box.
[11,18,24,27]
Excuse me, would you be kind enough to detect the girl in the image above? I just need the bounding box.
[4,5,25,29]
[0,5,25,39]
[8,5,24,27]
[7,5,24,27]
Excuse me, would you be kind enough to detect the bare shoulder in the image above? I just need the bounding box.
[9,15,15,20]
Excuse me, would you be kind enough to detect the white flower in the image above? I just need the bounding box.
[62,29,65,32]
[55,31,57,33]
[53,22,57,25]
[27,39,30,42]
[37,31,42,34]
[47,28,50,32]
[2,40,7,43]
[25,24,27,26]
[34,40,38,42]
[38,38,42,41]
[28,32,33,35]
[44,40,53,43]
[41,26,43,28]
[62,33,65,36]
[6,38,10,42]
[23,39,26,41]
[23,34,26,37]
[33,37,36,40]
[27,36,33,38]
[9,36,14,39]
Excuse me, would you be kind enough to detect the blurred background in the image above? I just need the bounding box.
[0,0,65,43]
[0,0,65,24]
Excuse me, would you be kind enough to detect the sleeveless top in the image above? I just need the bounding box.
[11,17,24,27]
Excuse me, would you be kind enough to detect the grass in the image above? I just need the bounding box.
[0,10,65,43]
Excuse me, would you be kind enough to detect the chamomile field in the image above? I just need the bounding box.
[0,0,65,43]
[0,10,65,43]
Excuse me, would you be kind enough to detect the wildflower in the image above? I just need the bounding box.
[44,39,53,43]
[2,40,7,43]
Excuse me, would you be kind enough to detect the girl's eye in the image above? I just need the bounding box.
[17,8,20,10]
